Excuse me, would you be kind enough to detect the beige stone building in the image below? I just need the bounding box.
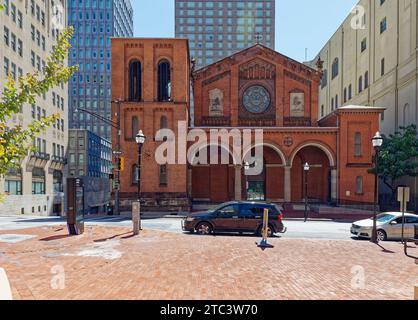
[308,0,418,208]
[0,0,68,216]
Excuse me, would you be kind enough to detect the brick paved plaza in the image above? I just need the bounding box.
[0,225,417,300]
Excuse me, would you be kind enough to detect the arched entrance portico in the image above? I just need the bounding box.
[289,143,336,203]
[242,144,286,202]
[189,143,238,202]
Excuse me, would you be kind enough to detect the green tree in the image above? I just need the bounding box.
[374,124,418,195]
[0,27,77,176]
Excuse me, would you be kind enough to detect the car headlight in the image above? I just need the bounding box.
[186,217,195,222]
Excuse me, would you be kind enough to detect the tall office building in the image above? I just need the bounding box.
[0,0,68,216]
[175,0,275,68]
[68,0,133,140]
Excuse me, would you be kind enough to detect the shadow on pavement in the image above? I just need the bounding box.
[94,231,132,243]
[14,218,64,224]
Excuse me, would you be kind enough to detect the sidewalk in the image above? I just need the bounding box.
[0,224,416,300]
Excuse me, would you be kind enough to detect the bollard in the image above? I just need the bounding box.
[415,225,418,245]
[0,268,12,300]
[132,201,140,235]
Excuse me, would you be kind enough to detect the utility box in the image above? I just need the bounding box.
[67,178,85,235]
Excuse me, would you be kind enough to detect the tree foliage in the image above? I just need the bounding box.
[374,124,418,194]
[0,27,77,176]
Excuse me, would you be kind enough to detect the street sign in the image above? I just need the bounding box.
[397,186,410,213]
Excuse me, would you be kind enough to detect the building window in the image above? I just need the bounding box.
[160,116,168,129]
[354,133,362,157]
[381,58,385,76]
[356,176,363,194]
[348,84,352,100]
[32,168,45,194]
[159,165,167,186]
[53,170,63,193]
[132,116,139,139]
[128,60,141,102]
[358,76,363,93]
[343,88,347,103]
[4,168,22,195]
[380,17,387,34]
[320,70,327,89]
[157,60,171,101]
[361,38,367,52]
[331,58,339,79]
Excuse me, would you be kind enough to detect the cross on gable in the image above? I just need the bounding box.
[254,33,263,44]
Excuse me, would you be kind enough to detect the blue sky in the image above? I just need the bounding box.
[132,0,359,62]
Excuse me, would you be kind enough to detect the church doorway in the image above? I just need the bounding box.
[243,145,285,202]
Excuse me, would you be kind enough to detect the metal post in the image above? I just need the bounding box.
[372,149,379,243]
[115,99,121,215]
[304,170,308,222]
[137,143,143,230]
[401,189,406,244]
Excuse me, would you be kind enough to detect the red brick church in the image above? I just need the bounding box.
[111,38,383,211]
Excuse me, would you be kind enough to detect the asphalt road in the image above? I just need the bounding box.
[0,215,355,241]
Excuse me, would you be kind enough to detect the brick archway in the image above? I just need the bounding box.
[242,143,286,202]
[290,145,334,203]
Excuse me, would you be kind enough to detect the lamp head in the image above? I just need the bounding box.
[304,162,310,171]
[135,130,146,145]
[244,161,250,170]
[372,131,383,148]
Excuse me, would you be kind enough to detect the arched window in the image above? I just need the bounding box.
[356,176,363,194]
[131,116,139,139]
[364,71,369,88]
[331,58,339,79]
[403,104,410,126]
[358,76,363,93]
[159,165,167,186]
[354,132,362,157]
[158,60,171,102]
[129,60,141,102]
[160,115,168,129]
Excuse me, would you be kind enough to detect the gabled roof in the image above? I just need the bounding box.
[193,43,319,75]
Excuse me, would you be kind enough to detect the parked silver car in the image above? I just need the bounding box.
[351,212,418,241]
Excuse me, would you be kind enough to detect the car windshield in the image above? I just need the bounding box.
[209,203,232,212]
[376,214,396,223]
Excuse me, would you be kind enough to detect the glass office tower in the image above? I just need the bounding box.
[175,0,275,68]
[68,0,134,140]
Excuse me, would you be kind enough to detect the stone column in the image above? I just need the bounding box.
[331,168,337,202]
[234,165,242,201]
[284,166,291,202]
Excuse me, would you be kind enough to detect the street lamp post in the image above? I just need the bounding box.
[304,162,310,222]
[371,131,384,243]
[133,130,145,235]
[244,162,250,201]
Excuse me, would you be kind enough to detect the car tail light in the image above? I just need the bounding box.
[278,213,283,220]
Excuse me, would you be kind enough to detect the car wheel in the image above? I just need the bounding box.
[257,225,274,237]
[196,222,213,235]
[376,229,387,242]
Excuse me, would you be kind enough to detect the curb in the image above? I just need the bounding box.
[0,268,12,300]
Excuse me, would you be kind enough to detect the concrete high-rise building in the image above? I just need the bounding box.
[175,0,275,68]
[309,0,417,135]
[307,0,418,209]
[68,0,134,140]
[0,0,69,216]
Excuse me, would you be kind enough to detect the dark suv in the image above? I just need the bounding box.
[182,201,286,236]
